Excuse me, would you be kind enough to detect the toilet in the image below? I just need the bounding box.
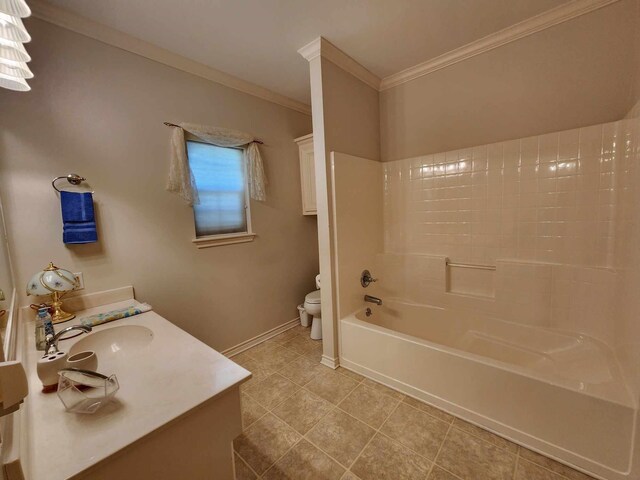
[304,275,322,340]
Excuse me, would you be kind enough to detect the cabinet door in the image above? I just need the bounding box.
[299,147,317,215]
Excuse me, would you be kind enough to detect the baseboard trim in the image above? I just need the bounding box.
[320,354,339,369]
[223,317,300,358]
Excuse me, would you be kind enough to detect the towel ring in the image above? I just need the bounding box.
[52,174,93,194]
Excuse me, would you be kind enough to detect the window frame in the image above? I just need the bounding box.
[185,135,256,249]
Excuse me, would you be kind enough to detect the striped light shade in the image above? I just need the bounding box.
[0,38,30,62]
[0,71,29,91]
[0,58,31,78]
[0,0,31,92]
[0,12,30,43]
[0,0,30,18]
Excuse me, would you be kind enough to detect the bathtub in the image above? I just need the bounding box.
[339,299,637,480]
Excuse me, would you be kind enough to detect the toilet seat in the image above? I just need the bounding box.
[305,290,321,304]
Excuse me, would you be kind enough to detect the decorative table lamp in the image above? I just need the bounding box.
[26,262,79,324]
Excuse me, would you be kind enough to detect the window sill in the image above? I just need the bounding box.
[192,232,256,249]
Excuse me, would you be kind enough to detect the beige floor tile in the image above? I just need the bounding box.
[361,378,405,400]
[436,428,516,480]
[428,466,461,480]
[234,453,257,480]
[380,402,449,460]
[263,439,345,480]
[244,341,279,359]
[283,334,322,355]
[305,369,360,404]
[338,384,400,428]
[341,473,361,480]
[250,344,301,372]
[519,448,594,480]
[267,327,307,346]
[306,408,375,467]
[238,357,276,391]
[515,458,564,480]
[336,367,364,382]
[402,397,454,423]
[272,389,334,434]
[243,373,300,409]
[234,413,302,475]
[230,351,255,368]
[351,433,431,480]
[452,418,518,453]
[279,355,328,386]
[241,393,267,429]
[304,347,323,364]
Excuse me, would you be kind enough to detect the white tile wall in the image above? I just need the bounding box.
[379,119,637,344]
[384,123,622,267]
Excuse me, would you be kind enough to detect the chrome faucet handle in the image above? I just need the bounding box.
[46,325,92,355]
[361,270,378,288]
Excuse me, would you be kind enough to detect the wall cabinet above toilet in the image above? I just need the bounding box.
[294,133,316,216]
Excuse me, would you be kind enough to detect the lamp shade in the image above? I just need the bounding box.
[0,71,28,90]
[0,0,30,18]
[0,39,30,62]
[0,13,30,43]
[26,263,78,296]
[0,58,31,78]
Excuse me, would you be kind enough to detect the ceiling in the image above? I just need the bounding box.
[42,0,571,105]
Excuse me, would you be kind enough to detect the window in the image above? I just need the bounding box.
[186,139,255,248]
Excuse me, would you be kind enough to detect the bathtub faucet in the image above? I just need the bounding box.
[364,295,383,306]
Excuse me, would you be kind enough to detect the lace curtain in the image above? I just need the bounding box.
[166,122,267,205]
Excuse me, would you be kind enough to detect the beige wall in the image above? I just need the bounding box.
[321,59,380,162]
[0,19,318,351]
[331,153,382,320]
[380,0,640,161]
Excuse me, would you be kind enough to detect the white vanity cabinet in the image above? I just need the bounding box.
[294,133,316,215]
[6,289,250,480]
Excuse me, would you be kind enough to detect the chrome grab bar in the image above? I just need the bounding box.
[445,260,496,271]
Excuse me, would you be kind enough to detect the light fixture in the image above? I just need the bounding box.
[0,38,30,62]
[26,262,80,324]
[0,13,30,43]
[0,70,28,90]
[0,58,31,77]
[0,0,31,91]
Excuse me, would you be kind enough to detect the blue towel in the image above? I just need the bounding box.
[60,191,94,222]
[60,191,98,244]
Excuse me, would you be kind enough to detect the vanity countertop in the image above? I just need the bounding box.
[19,297,250,480]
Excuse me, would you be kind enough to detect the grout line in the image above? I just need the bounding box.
[260,437,305,478]
[516,453,586,480]
[400,396,454,426]
[341,396,406,475]
[513,451,521,480]
[432,422,453,472]
[234,450,261,479]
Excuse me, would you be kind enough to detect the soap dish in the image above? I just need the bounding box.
[57,368,119,414]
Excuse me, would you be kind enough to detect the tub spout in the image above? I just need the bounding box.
[364,295,383,306]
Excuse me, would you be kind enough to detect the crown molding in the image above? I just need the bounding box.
[380,0,621,90]
[298,37,381,91]
[28,0,312,115]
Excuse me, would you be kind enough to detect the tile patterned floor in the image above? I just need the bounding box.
[231,325,596,480]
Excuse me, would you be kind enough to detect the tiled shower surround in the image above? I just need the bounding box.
[384,123,625,266]
[379,117,639,356]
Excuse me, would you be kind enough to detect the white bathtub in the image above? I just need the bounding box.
[339,299,637,480]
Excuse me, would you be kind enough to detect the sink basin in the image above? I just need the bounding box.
[69,325,154,360]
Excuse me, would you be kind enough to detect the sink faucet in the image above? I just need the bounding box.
[46,325,92,355]
[364,295,383,306]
